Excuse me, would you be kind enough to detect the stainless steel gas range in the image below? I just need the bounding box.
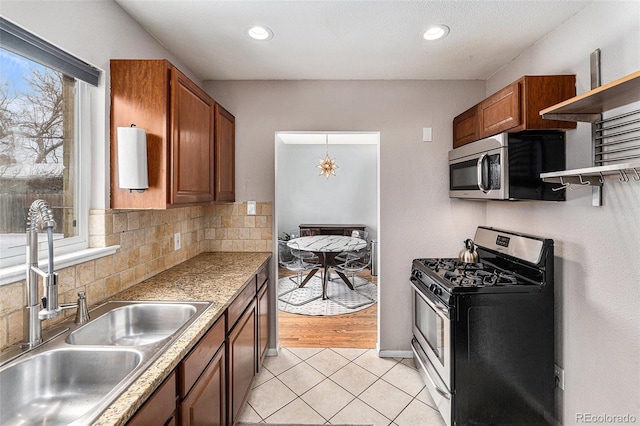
[410,226,555,425]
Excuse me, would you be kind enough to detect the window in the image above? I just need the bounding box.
[0,18,99,272]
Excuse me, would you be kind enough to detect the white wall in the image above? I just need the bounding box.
[205,79,487,352]
[276,141,378,240]
[486,2,640,423]
[1,0,202,210]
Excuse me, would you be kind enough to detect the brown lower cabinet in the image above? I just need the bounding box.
[257,279,269,369]
[180,345,226,426]
[227,300,257,425]
[127,371,177,426]
[179,315,226,426]
[126,257,271,426]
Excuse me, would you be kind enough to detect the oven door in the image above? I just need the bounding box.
[449,146,507,199]
[410,277,452,389]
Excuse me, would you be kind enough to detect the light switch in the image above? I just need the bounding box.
[423,127,433,142]
[247,201,256,215]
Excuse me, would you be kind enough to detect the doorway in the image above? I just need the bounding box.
[274,131,380,349]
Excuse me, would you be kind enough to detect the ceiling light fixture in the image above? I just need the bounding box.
[421,24,450,41]
[317,135,338,179]
[247,25,273,41]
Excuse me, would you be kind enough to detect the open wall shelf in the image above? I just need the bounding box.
[540,70,640,122]
[539,67,640,204]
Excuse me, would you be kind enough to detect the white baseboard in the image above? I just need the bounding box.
[265,343,280,357]
[378,349,414,359]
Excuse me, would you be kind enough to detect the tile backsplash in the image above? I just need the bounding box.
[0,202,272,350]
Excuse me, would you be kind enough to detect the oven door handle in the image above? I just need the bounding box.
[410,278,450,319]
[477,153,490,193]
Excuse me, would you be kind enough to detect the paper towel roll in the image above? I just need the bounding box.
[117,126,149,191]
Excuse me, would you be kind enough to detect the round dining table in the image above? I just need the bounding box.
[287,235,366,299]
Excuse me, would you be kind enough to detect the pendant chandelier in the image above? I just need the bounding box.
[317,134,338,179]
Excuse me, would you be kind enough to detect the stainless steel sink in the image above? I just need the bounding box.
[67,302,201,346]
[0,348,141,425]
[0,300,211,425]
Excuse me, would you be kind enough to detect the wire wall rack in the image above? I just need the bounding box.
[539,51,640,206]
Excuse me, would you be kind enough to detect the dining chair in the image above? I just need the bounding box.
[330,230,369,283]
[287,229,320,266]
[350,230,369,240]
[334,240,371,287]
[331,240,375,308]
[278,240,322,303]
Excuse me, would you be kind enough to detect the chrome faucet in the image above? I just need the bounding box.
[23,200,89,349]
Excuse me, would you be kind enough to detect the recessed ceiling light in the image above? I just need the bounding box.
[421,24,450,41]
[247,25,273,41]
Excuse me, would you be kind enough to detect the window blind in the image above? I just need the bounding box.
[0,17,100,86]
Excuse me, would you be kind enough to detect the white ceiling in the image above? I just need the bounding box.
[115,0,592,81]
[278,132,379,145]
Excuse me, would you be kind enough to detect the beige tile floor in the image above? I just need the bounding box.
[238,347,447,426]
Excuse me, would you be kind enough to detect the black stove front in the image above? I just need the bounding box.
[410,227,556,426]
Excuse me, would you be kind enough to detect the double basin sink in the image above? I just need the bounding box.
[0,300,211,425]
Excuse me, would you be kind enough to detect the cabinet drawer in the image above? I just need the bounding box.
[179,315,225,398]
[227,278,257,330]
[128,371,176,426]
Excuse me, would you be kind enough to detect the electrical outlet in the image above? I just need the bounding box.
[554,364,564,390]
[247,201,256,215]
[174,232,181,251]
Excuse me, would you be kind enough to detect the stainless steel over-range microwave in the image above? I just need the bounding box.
[448,131,567,201]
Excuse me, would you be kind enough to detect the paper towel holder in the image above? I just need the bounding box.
[117,124,149,193]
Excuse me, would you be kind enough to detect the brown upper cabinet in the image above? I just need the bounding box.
[214,103,236,202]
[453,75,577,148]
[110,59,218,209]
[452,106,479,147]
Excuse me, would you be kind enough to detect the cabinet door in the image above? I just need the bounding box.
[180,346,226,426]
[257,279,269,370]
[227,301,257,425]
[171,67,215,204]
[127,371,177,426]
[110,59,171,209]
[214,103,236,201]
[479,82,521,138]
[453,105,479,148]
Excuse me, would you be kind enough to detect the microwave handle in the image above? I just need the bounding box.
[477,153,490,193]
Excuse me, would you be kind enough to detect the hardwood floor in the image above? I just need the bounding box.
[277,268,378,349]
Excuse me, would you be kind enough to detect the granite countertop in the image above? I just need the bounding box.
[93,251,271,426]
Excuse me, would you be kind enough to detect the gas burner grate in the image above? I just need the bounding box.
[414,257,529,288]
[420,258,484,273]
[444,271,483,286]
[473,270,519,286]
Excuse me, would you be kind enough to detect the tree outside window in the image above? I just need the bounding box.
[0,48,76,251]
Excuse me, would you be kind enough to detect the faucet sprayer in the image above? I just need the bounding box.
[22,200,88,349]
[27,200,56,274]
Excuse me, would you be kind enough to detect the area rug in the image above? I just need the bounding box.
[277,275,377,316]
